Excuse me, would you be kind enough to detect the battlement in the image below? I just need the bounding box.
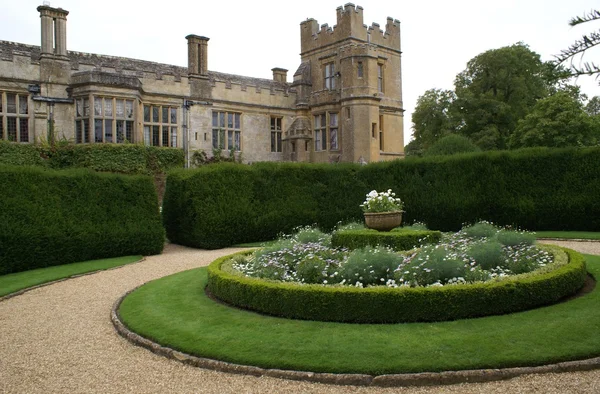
[300,4,400,55]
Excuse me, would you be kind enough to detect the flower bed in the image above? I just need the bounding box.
[206,223,587,323]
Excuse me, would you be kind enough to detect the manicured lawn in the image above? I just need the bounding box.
[0,256,142,297]
[119,254,600,375]
[535,231,600,240]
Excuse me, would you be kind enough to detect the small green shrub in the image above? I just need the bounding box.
[463,222,499,238]
[340,247,401,286]
[297,256,328,284]
[294,227,331,245]
[466,241,506,270]
[399,246,466,286]
[496,230,536,246]
[336,221,365,232]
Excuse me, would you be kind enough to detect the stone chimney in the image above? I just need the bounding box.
[37,5,69,57]
[272,68,288,83]
[186,35,210,76]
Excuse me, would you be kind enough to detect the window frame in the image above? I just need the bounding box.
[212,110,242,152]
[324,62,336,90]
[77,96,134,144]
[0,92,30,143]
[143,104,178,147]
[270,116,282,153]
[377,63,384,93]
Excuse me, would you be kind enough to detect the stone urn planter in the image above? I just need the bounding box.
[364,211,403,232]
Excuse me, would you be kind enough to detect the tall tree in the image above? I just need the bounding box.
[411,89,457,149]
[509,92,600,149]
[585,96,600,116]
[555,10,600,79]
[453,43,552,150]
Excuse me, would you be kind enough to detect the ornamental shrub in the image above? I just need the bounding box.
[399,246,467,286]
[466,241,506,270]
[339,247,401,286]
[0,165,164,275]
[496,230,536,246]
[296,256,328,284]
[463,222,499,238]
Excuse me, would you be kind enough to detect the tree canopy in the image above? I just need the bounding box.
[411,89,457,150]
[509,92,600,149]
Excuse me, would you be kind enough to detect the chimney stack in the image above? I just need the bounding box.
[37,5,69,57]
[272,68,288,83]
[186,35,210,76]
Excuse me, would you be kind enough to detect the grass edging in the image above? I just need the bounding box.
[0,256,144,301]
[207,248,587,323]
[113,263,600,387]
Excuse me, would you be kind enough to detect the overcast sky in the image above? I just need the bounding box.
[1,0,599,145]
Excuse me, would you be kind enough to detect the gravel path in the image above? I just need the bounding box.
[1,240,600,394]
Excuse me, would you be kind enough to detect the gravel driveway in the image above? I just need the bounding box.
[1,240,600,394]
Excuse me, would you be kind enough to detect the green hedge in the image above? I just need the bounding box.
[164,147,600,249]
[331,229,441,251]
[0,140,184,175]
[0,165,165,275]
[206,248,587,323]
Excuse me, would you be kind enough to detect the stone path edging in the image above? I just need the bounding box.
[0,257,146,303]
[111,282,600,388]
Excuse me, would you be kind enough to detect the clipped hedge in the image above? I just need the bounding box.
[206,248,587,323]
[164,147,600,249]
[0,140,184,175]
[0,165,165,275]
[331,229,442,251]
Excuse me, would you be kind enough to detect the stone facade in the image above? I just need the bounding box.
[0,3,404,164]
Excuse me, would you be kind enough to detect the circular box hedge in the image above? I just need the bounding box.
[206,248,587,324]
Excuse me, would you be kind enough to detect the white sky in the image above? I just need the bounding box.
[1,0,599,145]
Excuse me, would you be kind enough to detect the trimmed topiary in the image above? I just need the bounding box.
[207,248,587,323]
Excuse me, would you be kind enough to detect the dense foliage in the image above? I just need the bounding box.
[409,43,599,154]
[0,140,184,175]
[163,147,600,248]
[0,166,164,275]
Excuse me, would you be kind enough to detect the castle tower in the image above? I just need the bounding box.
[295,4,404,163]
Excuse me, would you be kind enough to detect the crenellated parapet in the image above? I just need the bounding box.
[368,17,400,50]
[300,3,400,55]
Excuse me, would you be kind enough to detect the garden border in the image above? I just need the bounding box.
[111,282,600,387]
[206,248,587,323]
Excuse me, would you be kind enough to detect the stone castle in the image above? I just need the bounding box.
[0,3,404,164]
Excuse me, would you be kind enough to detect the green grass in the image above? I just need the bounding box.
[0,256,142,297]
[119,254,600,375]
[535,231,600,240]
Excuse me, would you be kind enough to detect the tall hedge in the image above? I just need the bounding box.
[0,140,184,175]
[163,147,600,249]
[0,165,165,275]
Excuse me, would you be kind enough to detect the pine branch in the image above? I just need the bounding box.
[555,30,600,64]
[569,9,600,26]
